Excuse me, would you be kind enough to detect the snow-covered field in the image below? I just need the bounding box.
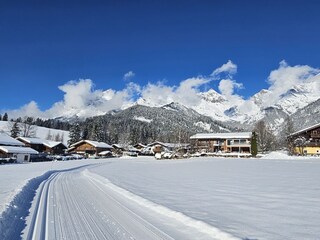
[0,155,319,239]
[0,121,69,145]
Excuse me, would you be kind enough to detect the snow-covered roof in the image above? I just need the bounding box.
[17,137,66,149]
[17,137,45,145]
[112,144,125,149]
[147,141,190,149]
[43,140,67,148]
[85,140,112,148]
[134,143,146,147]
[0,133,25,146]
[289,122,320,137]
[0,146,39,154]
[71,140,113,149]
[190,132,252,140]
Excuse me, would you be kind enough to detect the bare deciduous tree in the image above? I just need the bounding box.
[254,120,275,153]
[21,117,36,137]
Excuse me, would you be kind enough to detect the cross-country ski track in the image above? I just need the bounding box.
[19,164,238,240]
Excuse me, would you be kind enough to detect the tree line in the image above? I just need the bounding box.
[2,111,301,154]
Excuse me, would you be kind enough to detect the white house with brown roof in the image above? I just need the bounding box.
[190,132,252,156]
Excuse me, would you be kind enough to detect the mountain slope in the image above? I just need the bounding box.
[289,98,320,131]
[81,103,236,144]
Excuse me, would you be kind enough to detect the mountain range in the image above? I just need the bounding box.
[57,77,319,137]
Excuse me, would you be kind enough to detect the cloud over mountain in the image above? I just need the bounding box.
[3,61,319,124]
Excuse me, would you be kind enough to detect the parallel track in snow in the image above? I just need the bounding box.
[25,170,174,240]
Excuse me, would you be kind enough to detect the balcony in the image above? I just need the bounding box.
[311,133,320,138]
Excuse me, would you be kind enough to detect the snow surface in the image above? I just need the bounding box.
[133,116,153,123]
[0,121,70,145]
[0,156,319,239]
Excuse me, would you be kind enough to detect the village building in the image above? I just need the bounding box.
[112,144,126,155]
[288,123,320,155]
[190,132,252,156]
[68,140,113,156]
[133,143,146,150]
[147,141,190,154]
[16,137,67,155]
[0,133,38,163]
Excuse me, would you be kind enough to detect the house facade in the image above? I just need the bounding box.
[288,123,320,155]
[190,132,252,156]
[68,140,113,156]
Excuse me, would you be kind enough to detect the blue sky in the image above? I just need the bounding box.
[1,0,320,114]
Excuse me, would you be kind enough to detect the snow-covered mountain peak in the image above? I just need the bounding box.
[251,89,271,106]
[199,89,226,103]
[161,102,191,113]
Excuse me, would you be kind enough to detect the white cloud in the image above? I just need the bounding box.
[211,60,237,78]
[138,77,210,107]
[3,60,318,121]
[218,79,243,97]
[262,60,320,106]
[4,101,44,120]
[123,71,135,81]
[46,79,140,118]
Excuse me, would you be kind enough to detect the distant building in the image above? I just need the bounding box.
[190,132,252,156]
[288,123,320,155]
[133,143,146,150]
[0,133,38,163]
[112,144,126,155]
[68,140,113,156]
[16,137,67,155]
[147,141,190,154]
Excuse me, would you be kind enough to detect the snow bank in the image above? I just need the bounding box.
[0,170,54,240]
[260,151,318,160]
[0,121,69,145]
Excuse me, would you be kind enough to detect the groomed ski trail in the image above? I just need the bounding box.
[24,167,239,240]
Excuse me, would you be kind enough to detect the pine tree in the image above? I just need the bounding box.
[46,130,53,140]
[68,123,81,146]
[90,118,106,142]
[251,131,258,157]
[3,113,8,121]
[81,126,89,140]
[10,121,20,138]
[54,133,61,142]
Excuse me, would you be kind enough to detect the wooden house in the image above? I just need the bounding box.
[190,132,252,156]
[112,144,126,155]
[147,141,190,154]
[0,133,38,163]
[68,140,113,156]
[288,123,320,155]
[43,141,67,155]
[133,143,146,150]
[16,137,67,155]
